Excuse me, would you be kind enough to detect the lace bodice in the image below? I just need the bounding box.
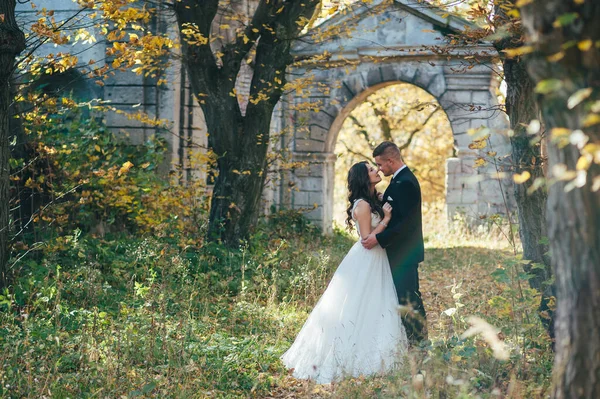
[351,199,382,238]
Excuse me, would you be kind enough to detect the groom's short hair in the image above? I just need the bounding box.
[373,141,401,160]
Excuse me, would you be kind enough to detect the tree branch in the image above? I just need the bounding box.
[398,107,440,151]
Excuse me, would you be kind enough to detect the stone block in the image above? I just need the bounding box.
[446,188,462,204]
[379,64,399,82]
[453,132,476,151]
[294,138,325,153]
[413,67,440,92]
[300,176,322,192]
[461,159,476,175]
[309,163,325,177]
[308,191,324,207]
[310,124,328,142]
[335,84,355,106]
[446,157,461,175]
[311,110,335,130]
[292,190,309,206]
[461,188,478,204]
[440,90,472,105]
[105,68,145,86]
[343,74,366,98]
[471,91,490,105]
[366,67,384,87]
[321,105,340,121]
[105,85,157,105]
[426,73,446,98]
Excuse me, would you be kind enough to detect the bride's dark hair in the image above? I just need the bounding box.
[346,161,384,230]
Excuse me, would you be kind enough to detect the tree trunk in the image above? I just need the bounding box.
[519,1,600,397]
[504,55,555,339]
[493,8,556,338]
[0,0,26,289]
[174,0,320,246]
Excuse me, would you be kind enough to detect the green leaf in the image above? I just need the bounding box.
[142,382,157,393]
[491,267,510,284]
[535,79,563,95]
[553,13,579,28]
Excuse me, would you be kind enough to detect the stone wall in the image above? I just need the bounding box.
[284,1,514,232]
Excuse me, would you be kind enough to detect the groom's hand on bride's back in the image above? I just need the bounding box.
[361,234,378,249]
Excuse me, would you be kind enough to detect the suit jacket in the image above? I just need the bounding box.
[376,167,425,268]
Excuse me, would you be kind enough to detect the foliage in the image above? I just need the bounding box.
[0,199,554,398]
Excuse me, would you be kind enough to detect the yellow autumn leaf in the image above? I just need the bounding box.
[118,161,134,176]
[547,52,565,62]
[577,40,593,51]
[576,155,592,171]
[515,0,533,6]
[513,171,531,184]
[468,140,487,150]
[474,158,487,168]
[583,113,600,127]
[582,143,600,163]
[243,34,249,44]
[550,127,571,139]
[219,24,230,29]
[503,46,534,58]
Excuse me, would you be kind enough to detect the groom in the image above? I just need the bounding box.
[361,141,428,344]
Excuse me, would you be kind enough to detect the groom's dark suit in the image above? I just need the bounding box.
[376,166,427,343]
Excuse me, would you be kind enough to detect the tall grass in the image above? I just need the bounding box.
[0,208,552,398]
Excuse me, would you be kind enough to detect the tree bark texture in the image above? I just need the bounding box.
[0,0,26,289]
[493,3,555,340]
[519,1,600,397]
[174,0,319,246]
[503,55,556,339]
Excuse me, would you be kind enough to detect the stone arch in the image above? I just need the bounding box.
[324,66,449,155]
[286,59,512,233]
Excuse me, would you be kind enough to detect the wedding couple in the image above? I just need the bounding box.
[281,141,428,384]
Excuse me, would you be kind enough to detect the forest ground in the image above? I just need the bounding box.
[0,205,553,398]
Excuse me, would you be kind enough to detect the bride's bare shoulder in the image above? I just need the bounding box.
[353,200,371,216]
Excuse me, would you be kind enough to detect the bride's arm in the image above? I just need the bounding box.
[369,202,392,236]
[354,201,391,237]
[353,201,374,236]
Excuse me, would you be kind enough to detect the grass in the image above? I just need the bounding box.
[0,207,553,398]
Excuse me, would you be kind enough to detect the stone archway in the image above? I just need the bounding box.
[280,0,513,233]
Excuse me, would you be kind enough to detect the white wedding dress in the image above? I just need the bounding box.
[281,199,408,384]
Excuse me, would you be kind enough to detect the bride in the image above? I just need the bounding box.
[281,161,408,384]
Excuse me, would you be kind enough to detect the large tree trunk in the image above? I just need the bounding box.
[0,0,26,289]
[173,0,320,246]
[492,5,555,340]
[503,55,556,340]
[519,1,600,397]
